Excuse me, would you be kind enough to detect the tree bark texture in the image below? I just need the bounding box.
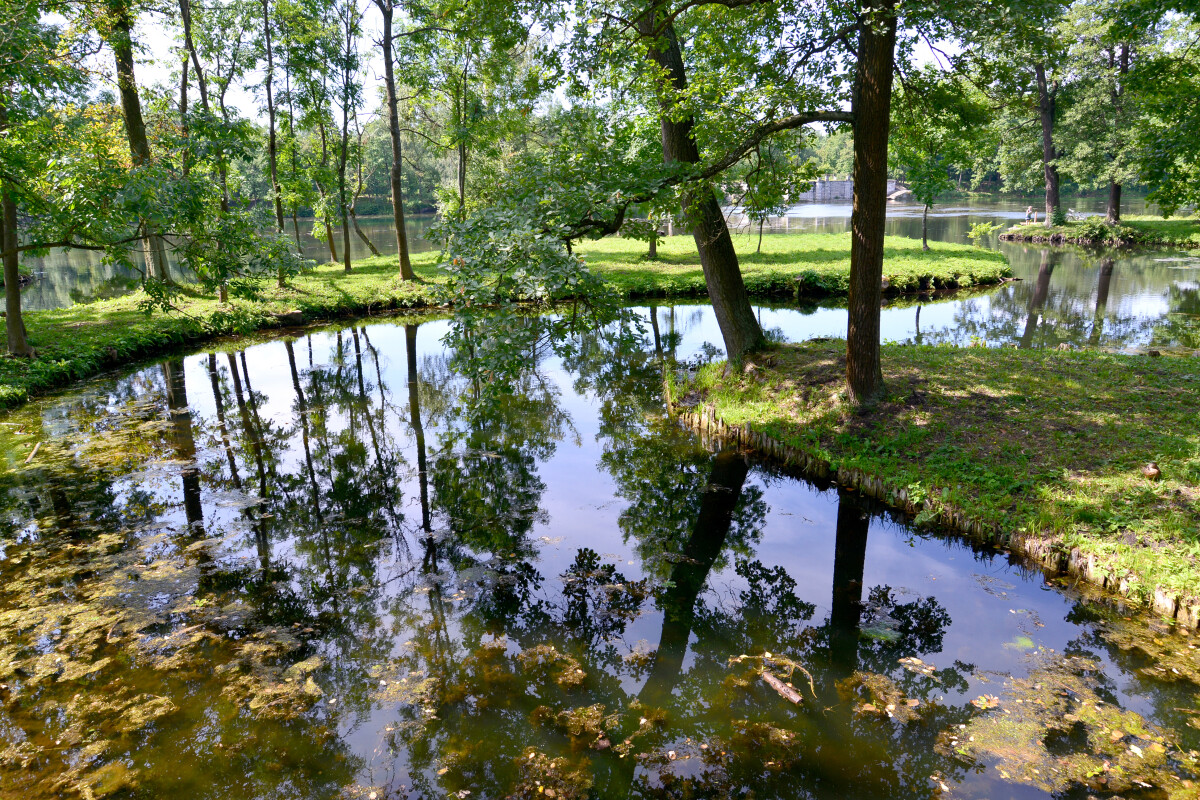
[377,0,415,279]
[0,100,30,356]
[109,4,170,282]
[846,0,897,403]
[260,0,286,286]
[639,16,764,360]
[1034,62,1061,226]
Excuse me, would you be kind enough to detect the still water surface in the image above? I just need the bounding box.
[1,311,1197,798]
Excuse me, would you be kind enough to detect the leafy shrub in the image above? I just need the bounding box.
[967,221,1002,244]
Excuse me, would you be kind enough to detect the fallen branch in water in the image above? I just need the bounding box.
[760,671,802,705]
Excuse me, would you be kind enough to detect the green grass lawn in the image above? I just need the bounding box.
[573,232,1010,297]
[0,232,1005,410]
[682,341,1200,617]
[1003,214,1200,248]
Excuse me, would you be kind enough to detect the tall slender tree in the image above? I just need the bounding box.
[373,0,415,278]
[103,0,171,282]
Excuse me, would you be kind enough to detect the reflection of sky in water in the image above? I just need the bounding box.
[4,307,1199,798]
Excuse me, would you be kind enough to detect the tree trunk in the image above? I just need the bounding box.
[325,213,338,262]
[1034,62,1061,227]
[1106,182,1122,223]
[350,121,381,257]
[846,0,898,403]
[639,15,764,361]
[260,0,286,286]
[179,60,189,176]
[316,110,338,263]
[1105,44,1129,224]
[338,59,353,273]
[109,4,171,282]
[458,139,467,209]
[922,203,929,250]
[376,0,415,279]
[756,218,764,253]
[350,205,381,256]
[648,229,657,259]
[1,184,29,356]
[0,99,30,356]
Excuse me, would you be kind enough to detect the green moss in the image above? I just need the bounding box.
[686,340,1200,605]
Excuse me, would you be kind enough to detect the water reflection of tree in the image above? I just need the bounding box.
[1150,284,1200,349]
[917,248,1170,348]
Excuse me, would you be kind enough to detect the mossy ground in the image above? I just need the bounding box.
[1003,214,1200,248]
[1,234,1006,410]
[685,340,1200,605]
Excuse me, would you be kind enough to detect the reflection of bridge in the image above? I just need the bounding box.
[797,177,907,202]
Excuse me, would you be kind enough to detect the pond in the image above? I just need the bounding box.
[2,311,1197,799]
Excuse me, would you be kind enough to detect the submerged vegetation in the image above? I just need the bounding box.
[1,308,1198,799]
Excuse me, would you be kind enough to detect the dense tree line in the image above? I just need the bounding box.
[1,0,1197,400]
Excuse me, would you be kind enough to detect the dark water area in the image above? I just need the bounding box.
[1,313,1197,799]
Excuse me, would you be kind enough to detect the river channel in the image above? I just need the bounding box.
[1,299,1198,797]
[15,198,1200,354]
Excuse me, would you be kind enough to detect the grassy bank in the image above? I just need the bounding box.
[0,233,1006,410]
[682,341,1200,621]
[1001,214,1200,248]
[0,256,445,409]
[571,233,1010,297]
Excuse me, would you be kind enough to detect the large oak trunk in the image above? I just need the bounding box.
[1034,62,1061,226]
[640,16,764,360]
[846,0,897,403]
